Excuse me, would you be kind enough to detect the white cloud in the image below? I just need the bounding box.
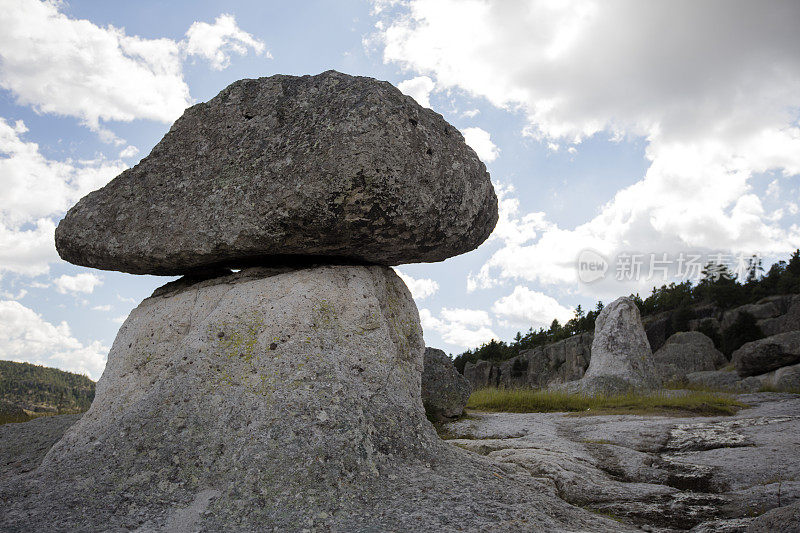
[462,108,480,118]
[397,75,435,107]
[0,119,125,226]
[119,145,139,159]
[0,118,126,276]
[0,300,108,379]
[462,127,499,162]
[375,0,800,291]
[0,2,267,140]
[185,13,269,70]
[91,304,112,312]
[0,0,189,137]
[0,288,27,300]
[492,286,573,329]
[0,219,59,277]
[395,269,439,300]
[116,294,137,304]
[419,307,498,349]
[112,314,129,325]
[53,273,103,295]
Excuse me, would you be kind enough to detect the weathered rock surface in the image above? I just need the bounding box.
[55,71,498,275]
[444,392,800,531]
[421,347,471,420]
[559,297,658,394]
[732,331,800,377]
[745,499,800,532]
[0,413,81,479]
[0,266,615,532]
[653,331,727,382]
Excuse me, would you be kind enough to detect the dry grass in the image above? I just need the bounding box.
[466,387,745,416]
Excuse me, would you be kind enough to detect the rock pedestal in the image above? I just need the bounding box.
[1,266,615,531]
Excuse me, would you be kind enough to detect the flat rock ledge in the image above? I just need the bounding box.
[0,266,617,532]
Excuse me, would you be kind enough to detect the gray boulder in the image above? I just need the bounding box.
[653,331,726,382]
[759,295,800,336]
[55,71,498,275]
[572,296,659,394]
[685,370,762,392]
[721,300,784,331]
[755,362,800,391]
[1,266,611,531]
[732,331,800,377]
[421,347,471,420]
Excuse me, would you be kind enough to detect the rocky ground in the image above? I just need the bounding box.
[1,393,797,531]
[442,392,800,532]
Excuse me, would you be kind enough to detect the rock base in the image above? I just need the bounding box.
[1,266,614,531]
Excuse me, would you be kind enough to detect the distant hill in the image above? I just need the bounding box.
[0,360,95,424]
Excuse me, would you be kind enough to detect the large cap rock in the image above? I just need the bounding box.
[55,70,498,275]
[1,265,616,531]
[653,331,727,382]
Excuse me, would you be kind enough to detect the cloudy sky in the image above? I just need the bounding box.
[1,0,799,378]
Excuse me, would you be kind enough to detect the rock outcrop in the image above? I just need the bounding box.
[55,71,497,275]
[653,331,726,382]
[758,296,800,336]
[643,295,800,353]
[465,294,800,391]
[561,297,658,394]
[421,347,471,420]
[1,267,616,531]
[463,333,593,390]
[732,331,800,377]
